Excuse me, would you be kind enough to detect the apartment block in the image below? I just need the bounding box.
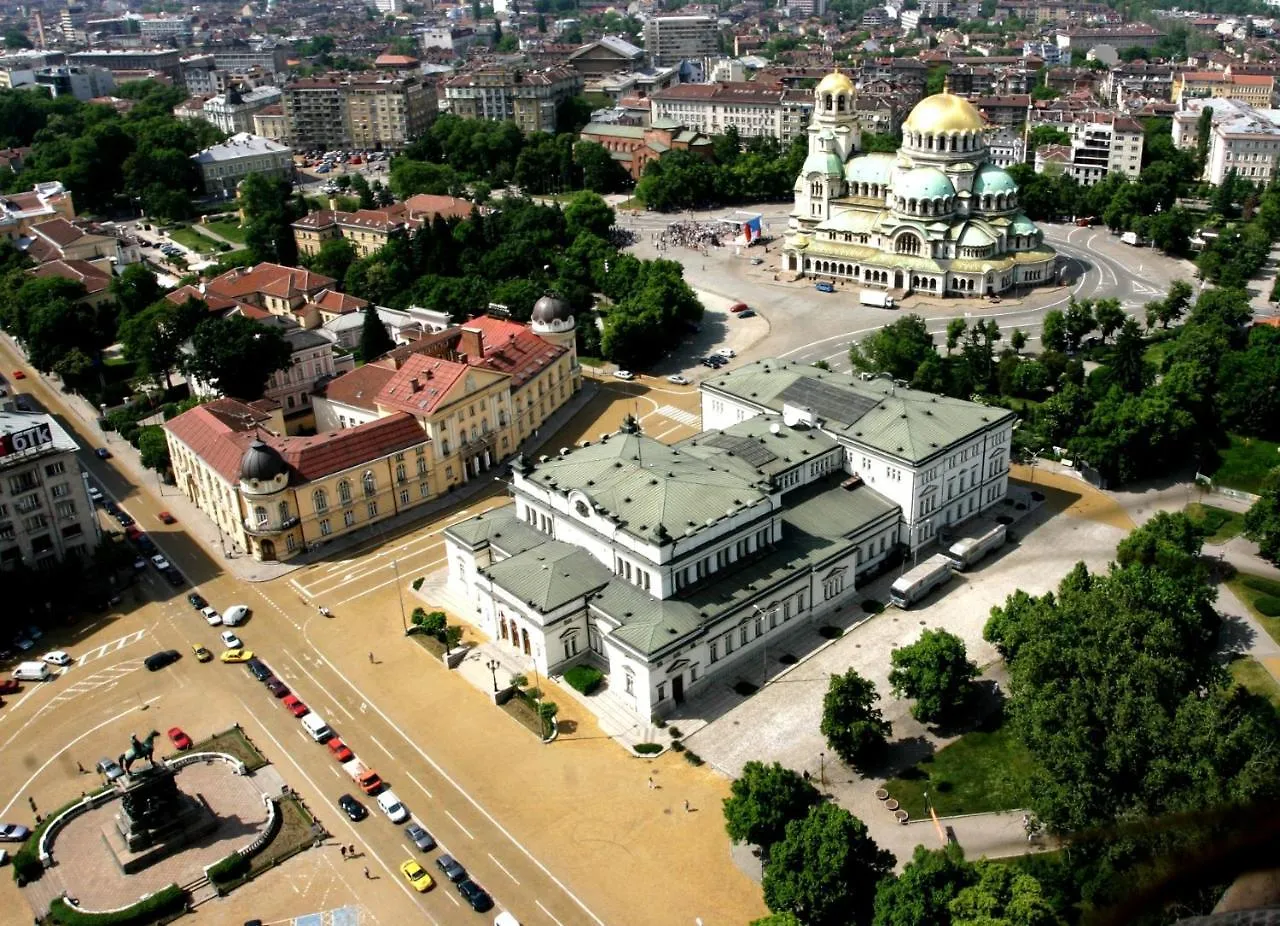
[445,66,584,134]
[1173,70,1275,108]
[344,75,435,151]
[649,82,813,143]
[200,85,283,134]
[1033,111,1144,184]
[1055,24,1164,53]
[33,65,115,100]
[282,77,350,151]
[642,15,719,67]
[67,48,182,84]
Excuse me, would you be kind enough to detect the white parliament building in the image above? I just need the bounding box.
[782,72,1057,297]
[445,360,1014,720]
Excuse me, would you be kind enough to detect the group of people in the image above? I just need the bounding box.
[657,219,735,252]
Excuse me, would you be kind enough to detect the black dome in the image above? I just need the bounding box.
[240,440,286,482]
[531,294,572,324]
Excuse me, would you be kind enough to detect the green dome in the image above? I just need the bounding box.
[1010,213,1039,236]
[972,165,1018,195]
[844,152,896,186]
[895,166,955,201]
[958,222,995,246]
[802,150,845,177]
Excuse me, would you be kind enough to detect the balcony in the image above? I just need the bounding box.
[243,515,301,537]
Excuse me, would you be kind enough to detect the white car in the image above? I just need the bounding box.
[202,607,223,626]
[714,347,736,359]
[150,554,170,570]
[612,370,635,381]
[42,651,72,666]
[222,605,249,626]
[666,375,690,385]
[220,630,242,649]
[377,790,409,823]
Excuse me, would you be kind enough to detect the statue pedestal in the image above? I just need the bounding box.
[101,765,219,874]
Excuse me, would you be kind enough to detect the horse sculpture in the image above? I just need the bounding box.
[119,731,160,775]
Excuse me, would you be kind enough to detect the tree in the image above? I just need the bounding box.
[137,425,170,473]
[888,629,979,725]
[1244,469,1280,562]
[1196,104,1213,166]
[574,140,630,194]
[357,304,394,362]
[948,861,1062,926]
[1010,329,1027,354]
[945,318,967,354]
[1040,310,1068,353]
[1093,298,1125,343]
[109,264,162,321]
[873,844,976,926]
[118,297,206,390]
[564,191,615,242]
[763,804,894,926]
[723,760,823,851]
[305,238,357,282]
[1062,298,1096,351]
[849,315,937,382]
[185,315,291,401]
[239,173,299,266]
[751,916,802,926]
[820,669,892,770]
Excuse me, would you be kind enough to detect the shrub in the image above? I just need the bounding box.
[667,726,682,738]
[423,610,447,636]
[861,599,885,614]
[1244,575,1280,597]
[684,750,704,767]
[634,742,663,755]
[444,625,463,650]
[1256,595,1280,617]
[733,681,759,696]
[207,852,249,885]
[48,883,186,925]
[670,740,686,752]
[818,625,844,640]
[651,715,667,728]
[564,665,604,694]
[410,607,426,627]
[411,577,424,591]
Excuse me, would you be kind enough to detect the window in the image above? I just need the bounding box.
[709,641,719,663]
[50,483,68,498]
[417,456,428,475]
[320,518,331,536]
[344,510,355,527]
[286,534,297,552]
[396,463,406,483]
[45,462,65,477]
[740,625,749,647]
[278,501,290,522]
[338,479,352,504]
[367,501,378,519]
[624,668,635,695]
[657,683,666,702]
[55,500,76,519]
[363,471,377,498]
[254,505,267,525]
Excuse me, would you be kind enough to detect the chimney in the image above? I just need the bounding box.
[458,327,484,361]
[410,377,421,393]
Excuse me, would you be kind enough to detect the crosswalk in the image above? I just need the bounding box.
[654,404,700,428]
[78,629,147,666]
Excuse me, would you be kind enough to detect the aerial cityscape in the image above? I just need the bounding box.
[0,0,1279,923]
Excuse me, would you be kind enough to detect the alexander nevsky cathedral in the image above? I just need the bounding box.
[781,71,1058,298]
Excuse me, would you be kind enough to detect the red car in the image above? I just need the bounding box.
[158,511,176,524]
[282,695,309,717]
[729,302,749,313]
[124,525,142,541]
[167,727,192,750]
[0,680,20,695]
[12,370,24,379]
[327,738,354,762]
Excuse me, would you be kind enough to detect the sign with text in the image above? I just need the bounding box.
[0,423,54,457]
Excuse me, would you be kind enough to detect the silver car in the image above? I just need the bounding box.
[96,757,125,782]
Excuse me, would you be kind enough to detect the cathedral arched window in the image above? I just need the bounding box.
[895,233,922,256]
[837,93,846,112]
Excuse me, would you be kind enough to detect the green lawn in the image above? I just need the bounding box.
[882,722,1038,819]
[166,225,219,255]
[1206,434,1280,495]
[202,216,248,244]
[1229,655,1280,712]
[1185,502,1246,544]
[1142,336,1177,371]
[1227,572,1280,646]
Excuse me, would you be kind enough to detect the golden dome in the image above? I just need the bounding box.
[816,71,854,97]
[902,92,986,133]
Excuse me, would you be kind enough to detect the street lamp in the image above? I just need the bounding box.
[913,518,932,569]
[752,604,778,685]
[391,558,408,635]
[485,658,500,693]
[1028,447,1045,485]
[819,751,826,786]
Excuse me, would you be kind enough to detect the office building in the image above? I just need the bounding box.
[1032,110,1143,184]
[1173,98,1280,185]
[33,65,115,100]
[68,48,182,84]
[444,66,583,134]
[649,81,813,144]
[1172,70,1275,108]
[642,15,719,67]
[191,133,293,196]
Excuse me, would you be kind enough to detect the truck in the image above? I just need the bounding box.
[945,521,1007,571]
[889,554,955,609]
[341,758,384,795]
[1120,231,1141,246]
[859,289,896,309]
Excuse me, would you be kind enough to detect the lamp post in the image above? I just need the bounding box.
[753,604,778,686]
[819,751,826,786]
[1028,447,1045,485]
[485,658,500,693]
[913,518,932,569]
[391,558,408,635]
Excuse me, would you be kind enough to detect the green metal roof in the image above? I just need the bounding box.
[972,164,1018,195]
[443,505,545,557]
[703,359,1015,465]
[484,541,614,612]
[895,166,955,201]
[582,122,646,139]
[958,222,996,246]
[781,473,899,538]
[675,415,841,483]
[844,152,896,185]
[1010,213,1039,236]
[524,432,769,544]
[802,150,845,177]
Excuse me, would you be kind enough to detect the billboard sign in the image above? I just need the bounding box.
[0,422,54,458]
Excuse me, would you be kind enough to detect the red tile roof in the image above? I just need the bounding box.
[206,262,336,302]
[28,258,112,294]
[30,217,88,248]
[311,288,368,314]
[321,362,397,411]
[403,194,481,222]
[460,316,567,390]
[165,283,247,314]
[165,396,428,485]
[376,353,471,416]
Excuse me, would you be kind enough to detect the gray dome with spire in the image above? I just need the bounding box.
[239,440,286,482]
[531,294,572,325]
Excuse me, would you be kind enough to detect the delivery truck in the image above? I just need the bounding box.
[889,554,955,609]
[945,522,1007,571]
[341,758,384,795]
[859,289,896,309]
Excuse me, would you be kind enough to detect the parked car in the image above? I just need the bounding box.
[337,794,367,821]
[401,858,434,892]
[666,375,690,385]
[163,567,183,587]
[737,309,756,318]
[405,822,436,852]
[728,302,749,313]
[150,554,170,571]
[435,854,467,882]
[714,348,736,358]
[12,370,24,379]
[187,593,207,610]
[219,630,243,649]
[96,758,125,782]
[42,651,71,666]
[750,257,765,265]
[116,513,135,528]
[202,608,222,626]
[265,677,289,698]
[0,680,20,695]
[219,648,253,663]
[282,695,309,716]
[191,644,213,663]
[457,879,493,912]
[611,370,635,380]
[222,605,249,626]
[327,738,354,762]
[246,659,271,681]
[157,511,176,524]
[144,650,180,671]
[94,448,111,459]
[0,823,31,842]
[815,281,835,293]
[167,727,192,750]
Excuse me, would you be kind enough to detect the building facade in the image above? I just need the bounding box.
[649,82,813,144]
[1031,111,1144,184]
[642,15,719,67]
[199,85,283,135]
[444,359,1013,720]
[344,75,435,151]
[782,72,1056,297]
[67,48,182,84]
[282,77,350,151]
[444,66,584,134]
[33,65,115,100]
[1173,70,1275,108]
[0,411,99,569]
[191,133,293,196]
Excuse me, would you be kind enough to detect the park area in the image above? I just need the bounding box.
[202,216,249,244]
[1205,434,1280,495]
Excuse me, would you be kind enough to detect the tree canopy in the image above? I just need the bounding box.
[820,668,892,770]
[722,760,823,851]
[185,314,292,401]
[888,628,979,725]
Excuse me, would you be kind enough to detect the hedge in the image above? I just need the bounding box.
[1244,575,1280,597]
[634,742,663,755]
[207,851,250,885]
[1256,595,1280,617]
[564,665,604,695]
[48,884,186,925]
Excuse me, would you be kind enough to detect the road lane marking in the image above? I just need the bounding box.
[445,810,473,839]
[288,653,356,721]
[536,900,566,926]
[0,698,160,817]
[331,558,445,607]
[77,629,147,665]
[445,892,461,907]
[306,637,607,924]
[297,729,312,744]
[488,853,520,885]
[235,697,439,925]
[404,771,433,799]
[368,735,394,760]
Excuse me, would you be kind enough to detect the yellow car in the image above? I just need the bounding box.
[400,858,434,893]
[191,644,213,663]
[220,648,254,663]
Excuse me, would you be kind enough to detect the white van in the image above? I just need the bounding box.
[300,712,333,742]
[12,661,51,681]
[494,913,521,926]
[222,605,249,626]
[377,790,409,823]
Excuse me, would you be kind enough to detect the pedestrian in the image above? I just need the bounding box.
[27,796,35,813]
[349,844,356,857]
[368,651,374,663]
[647,776,654,790]
[683,799,690,813]
[363,866,370,879]
[340,846,347,859]
[76,761,86,774]
[803,769,811,782]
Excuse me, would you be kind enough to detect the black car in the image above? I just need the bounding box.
[337,794,367,821]
[104,501,120,516]
[136,537,156,555]
[187,593,207,610]
[116,513,135,527]
[144,649,181,671]
[246,659,271,681]
[457,879,493,912]
[435,854,466,882]
[163,567,184,587]
[405,822,436,852]
[265,678,289,698]
[737,309,757,318]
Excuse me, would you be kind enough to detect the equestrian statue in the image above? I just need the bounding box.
[119,731,160,775]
